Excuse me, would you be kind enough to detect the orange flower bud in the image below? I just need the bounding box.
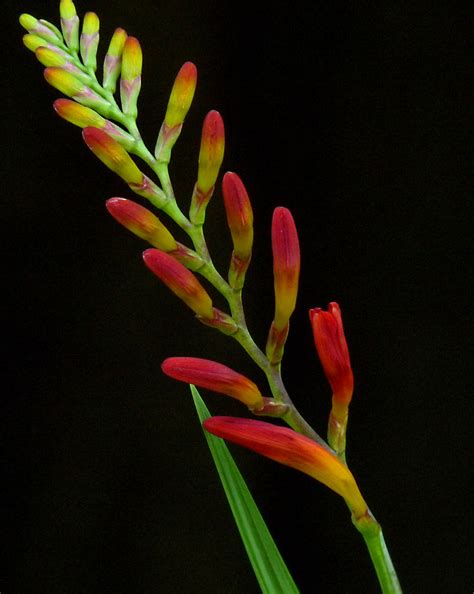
[54,99,106,128]
[162,357,264,410]
[164,61,197,128]
[106,198,177,252]
[271,207,300,331]
[309,303,353,409]
[143,249,214,318]
[203,417,367,518]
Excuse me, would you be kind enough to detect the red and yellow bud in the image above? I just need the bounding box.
[44,67,84,97]
[197,110,225,195]
[271,207,300,330]
[222,172,254,261]
[82,127,143,185]
[143,249,214,318]
[162,357,264,410]
[103,28,128,93]
[164,62,198,128]
[54,99,105,128]
[60,0,80,51]
[120,37,142,118]
[309,303,353,410]
[189,111,225,224]
[203,417,368,518]
[80,12,100,71]
[35,46,67,67]
[106,198,177,252]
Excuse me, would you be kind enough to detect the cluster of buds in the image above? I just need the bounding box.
[20,0,362,522]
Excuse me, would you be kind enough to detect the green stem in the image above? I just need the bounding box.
[353,513,402,594]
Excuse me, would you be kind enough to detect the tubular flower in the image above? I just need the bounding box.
[106,198,177,252]
[20,14,62,43]
[143,249,214,318]
[271,207,300,330]
[162,357,264,410]
[309,302,354,410]
[203,417,368,518]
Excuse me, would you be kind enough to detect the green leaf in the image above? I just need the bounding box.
[191,385,300,594]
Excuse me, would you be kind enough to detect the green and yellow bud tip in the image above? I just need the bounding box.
[60,0,77,19]
[162,357,264,410]
[143,249,214,319]
[82,12,100,35]
[165,61,198,128]
[121,36,142,81]
[222,171,254,260]
[44,67,84,97]
[35,47,67,68]
[19,14,38,32]
[107,27,128,57]
[197,110,225,195]
[271,206,300,330]
[204,417,367,518]
[23,34,45,52]
[106,198,177,252]
[82,127,143,185]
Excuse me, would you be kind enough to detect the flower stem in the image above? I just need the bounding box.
[353,512,402,594]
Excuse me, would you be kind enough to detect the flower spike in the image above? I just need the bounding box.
[143,249,214,318]
[310,302,354,457]
[162,357,264,410]
[266,207,300,364]
[203,417,368,519]
[120,36,142,119]
[155,62,198,163]
[189,110,225,225]
[106,198,177,252]
[222,172,254,290]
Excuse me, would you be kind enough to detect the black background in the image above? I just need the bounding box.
[3,0,472,592]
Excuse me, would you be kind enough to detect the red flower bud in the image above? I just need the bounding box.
[309,302,354,409]
[162,357,264,409]
[143,249,213,318]
[271,207,300,330]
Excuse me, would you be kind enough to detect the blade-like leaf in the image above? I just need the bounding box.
[191,385,300,594]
